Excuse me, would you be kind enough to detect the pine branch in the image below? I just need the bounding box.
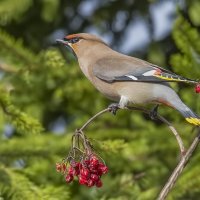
[0,29,37,67]
[0,89,44,135]
[0,167,70,200]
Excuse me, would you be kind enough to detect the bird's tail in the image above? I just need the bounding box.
[177,106,200,126]
[167,92,200,126]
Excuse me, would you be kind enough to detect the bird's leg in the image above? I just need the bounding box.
[149,104,159,120]
[108,96,129,115]
[108,103,120,115]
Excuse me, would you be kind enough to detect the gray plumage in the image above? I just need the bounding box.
[57,33,200,126]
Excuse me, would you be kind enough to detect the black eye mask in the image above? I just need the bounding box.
[64,37,80,44]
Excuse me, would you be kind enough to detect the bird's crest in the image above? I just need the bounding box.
[65,34,81,40]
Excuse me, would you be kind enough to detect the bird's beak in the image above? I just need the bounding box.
[56,39,69,46]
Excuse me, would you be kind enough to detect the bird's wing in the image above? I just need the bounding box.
[93,57,197,84]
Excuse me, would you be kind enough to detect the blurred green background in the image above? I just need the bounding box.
[0,0,200,199]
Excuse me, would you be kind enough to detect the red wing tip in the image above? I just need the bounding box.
[154,69,162,75]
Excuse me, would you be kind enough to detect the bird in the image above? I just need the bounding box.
[56,33,200,126]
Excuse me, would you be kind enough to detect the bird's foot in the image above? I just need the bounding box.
[108,103,120,115]
[149,105,159,120]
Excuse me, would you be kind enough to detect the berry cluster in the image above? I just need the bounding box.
[195,83,200,93]
[56,154,108,188]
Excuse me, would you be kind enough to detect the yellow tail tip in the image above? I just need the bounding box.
[186,117,200,126]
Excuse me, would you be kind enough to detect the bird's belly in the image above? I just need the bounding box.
[113,82,156,105]
[89,76,159,105]
[91,78,120,102]
[96,84,120,102]
[93,81,156,105]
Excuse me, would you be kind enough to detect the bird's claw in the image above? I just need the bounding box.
[149,105,159,120]
[108,103,120,115]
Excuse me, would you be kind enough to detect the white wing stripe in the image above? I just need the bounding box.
[125,75,138,80]
[142,70,156,76]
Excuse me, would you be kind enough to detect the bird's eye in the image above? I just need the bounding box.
[70,37,80,44]
[63,37,80,44]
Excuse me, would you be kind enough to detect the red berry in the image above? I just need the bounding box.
[90,155,98,161]
[91,169,99,175]
[79,176,88,185]
[74,168,80,176]
[89,164,98,170]
[87,179,95,187]
[98,162,108,174]
[84,159,90,166]
[76,162,82,169]
[96,179,103,188]
[68,166,74,175]
[56,163,62,172]
[99,166,108,174]
[98,162,105,168]
[62,163,66,172]
[65,174,73,183]
[195,84,200,93]
[98,171,103,176]
[90,156,99,166]
[70,160,76,167]
[80,168,90,178]
[90,174,99,182]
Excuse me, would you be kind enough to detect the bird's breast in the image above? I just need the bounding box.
[93,79,120,101]
[78,62,120,101]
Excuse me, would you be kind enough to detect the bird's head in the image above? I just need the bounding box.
[56,33,108,58]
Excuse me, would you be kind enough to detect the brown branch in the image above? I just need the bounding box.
[157,130,200,200]
[79,106,184,154]
[158,116,185,155]
[78,108,110,131]
[126,106,185,154]
[76,105,199,199]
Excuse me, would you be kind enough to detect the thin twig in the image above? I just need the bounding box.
[78,105,185,153]
[76,105,199,200]
[157,130,200,200]
[126,106,185,154]
[79,108,110,131]
[157,115,185,154]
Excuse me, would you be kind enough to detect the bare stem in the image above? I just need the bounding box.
[78,105,185,153]
[76,105,199,200]
[79,108,110,131]
[157,130,200,200]
[157,115,185,154]
[126,106,185,154]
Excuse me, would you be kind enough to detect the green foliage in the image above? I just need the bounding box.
[189,0,200,26]
[0,89,43,135]
[0,1,200,200]
[41,0,59,22]
[171,16,200,79]
[0,0,32,25]
[0,167,70,200]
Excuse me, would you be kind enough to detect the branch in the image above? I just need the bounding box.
[78,108,110,131]
[78,105,185,154]
[76,105,199,199]
[157,129,200,200]
[78,106,184,154]
[126,106,185,154]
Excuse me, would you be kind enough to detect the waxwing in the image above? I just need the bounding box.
[57,33,200,126]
